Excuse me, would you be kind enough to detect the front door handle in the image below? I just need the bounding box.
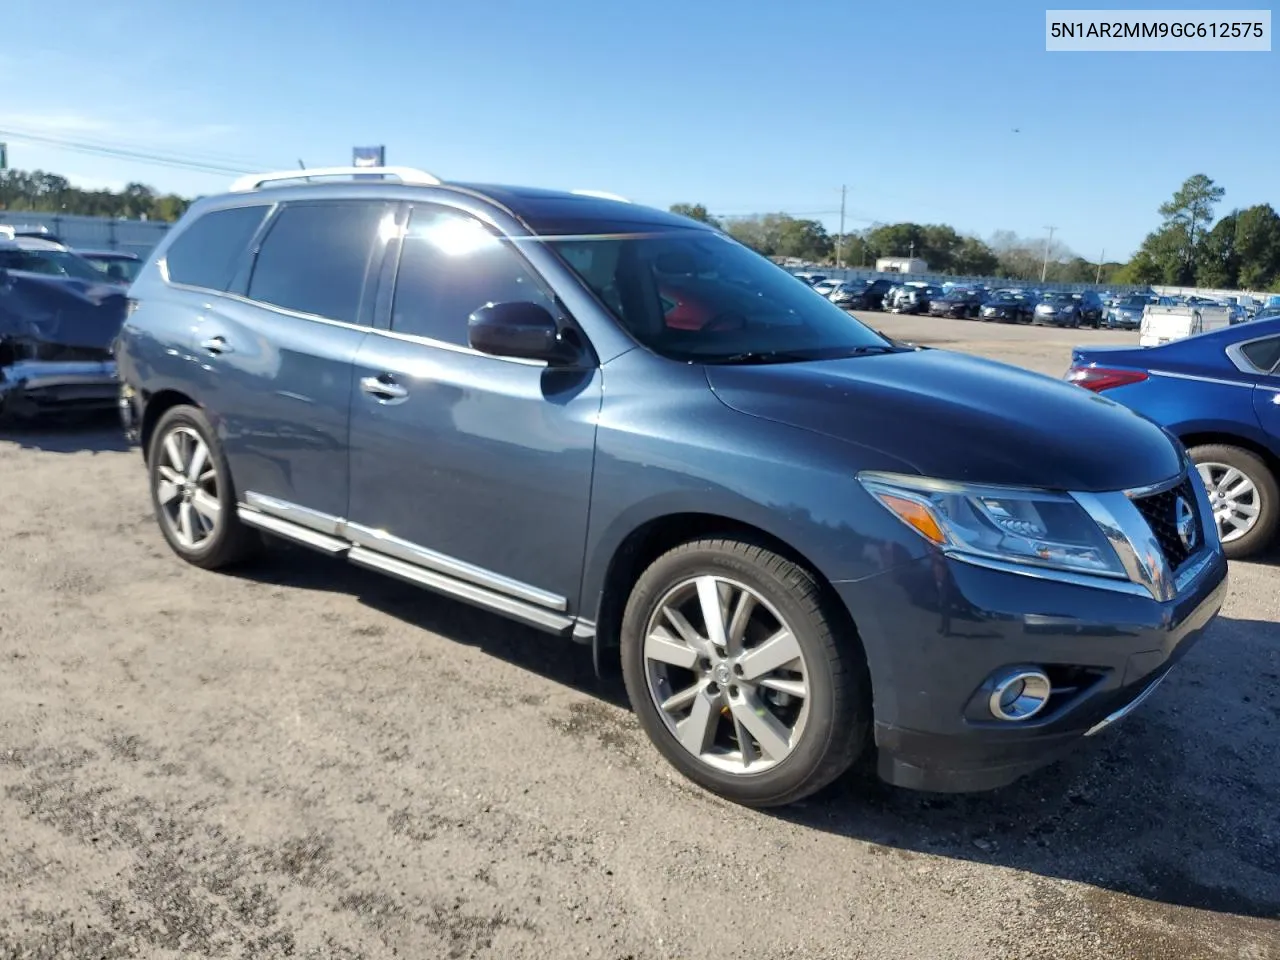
[360,375,409,402]
[199,336,233,355]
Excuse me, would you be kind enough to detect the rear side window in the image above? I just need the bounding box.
[165,205,268,291]
[247,200,391,325]
[1240,336,1280,373]
[389,205,555,346]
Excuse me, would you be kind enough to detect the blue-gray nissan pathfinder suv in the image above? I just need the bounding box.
[114,166,1229,808]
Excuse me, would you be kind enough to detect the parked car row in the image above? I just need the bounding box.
[799,275,1111,328]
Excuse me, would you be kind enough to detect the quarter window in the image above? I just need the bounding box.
[1239,336,1280,373]
[165,205,268,291]
[247,200,391,325]
[390,205,555,346]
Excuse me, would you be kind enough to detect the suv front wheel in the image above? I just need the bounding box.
[148,404,261,569]
[620,537,870,807]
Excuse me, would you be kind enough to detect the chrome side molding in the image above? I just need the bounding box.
[236,493,588,640]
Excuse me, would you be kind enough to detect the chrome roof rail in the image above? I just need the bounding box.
[228,166,442,192]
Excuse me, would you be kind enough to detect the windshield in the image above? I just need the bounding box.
[0,248,105,282]
[547,229,893,363]
[1119,296,1148,308]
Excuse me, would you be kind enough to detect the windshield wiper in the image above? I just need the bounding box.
[702,350,818,365]
[702,344,903,365]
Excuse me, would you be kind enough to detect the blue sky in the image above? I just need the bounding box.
[3,0,1275,260]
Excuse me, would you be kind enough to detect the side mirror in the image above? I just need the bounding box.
[468,301,577,364]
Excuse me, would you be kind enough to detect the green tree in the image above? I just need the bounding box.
[1196,212,1240,288]
[1155,174,1225,283]
[1233,204,1280,290]
[1113,250,1161,285]
[0,167,191,222]
[723,213,831,261]
[953,236,999,276]
[668,203,721,228]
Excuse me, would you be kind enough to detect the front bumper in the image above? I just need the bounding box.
[0,359,119,416]
[834,544,1228,793]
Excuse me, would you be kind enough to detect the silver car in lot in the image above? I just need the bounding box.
[1106,294,1154,330]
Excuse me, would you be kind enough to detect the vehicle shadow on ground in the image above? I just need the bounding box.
[0,412,128,454]
[784,613,1280,924]
[232,545,1280,922]
[235,542,628,709]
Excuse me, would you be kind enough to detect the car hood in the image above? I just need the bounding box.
[704,348,1182,491]
[0,270,127,353]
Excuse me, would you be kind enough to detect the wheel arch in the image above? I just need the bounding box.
[588,511,860,677]
[1178,428,1280,478]
[140,388,199,463]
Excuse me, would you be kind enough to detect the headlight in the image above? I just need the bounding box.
[858,472,1126,578]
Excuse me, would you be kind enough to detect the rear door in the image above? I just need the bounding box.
[1242,335,1280,441]
[197,198,393,522]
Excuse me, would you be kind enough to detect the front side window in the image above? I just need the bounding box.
[546,228,893,363]
[166,204,268,291]
[390,205,555,346]
[248,200,391,325]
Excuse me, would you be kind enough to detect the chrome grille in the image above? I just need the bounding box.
[1130,476,1201,571]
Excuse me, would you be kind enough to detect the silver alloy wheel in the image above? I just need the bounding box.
[643,575,810,774]
[155,426,221,549]
[1197,460,1261,544]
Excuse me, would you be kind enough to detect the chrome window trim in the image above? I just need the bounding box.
[1225,335,1280,376]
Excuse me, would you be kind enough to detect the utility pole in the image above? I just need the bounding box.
[837,184,847,269]
[1095,248,1104,284]
[1040,226,1057,283]
[909,240,915,258]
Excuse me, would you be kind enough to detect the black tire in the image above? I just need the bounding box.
[147,404,262,570]
[1187,443,1279,560]
[620,536,870,808]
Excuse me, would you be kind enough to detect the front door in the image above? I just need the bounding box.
[346,202,602,623]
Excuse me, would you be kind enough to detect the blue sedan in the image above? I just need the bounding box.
[1065,317,1280,559]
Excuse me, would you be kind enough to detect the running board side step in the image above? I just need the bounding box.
[236,505,577,636]
[348,546,575,634]
[238,507,349,554]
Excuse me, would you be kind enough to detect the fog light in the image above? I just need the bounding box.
[989,669,1052,721]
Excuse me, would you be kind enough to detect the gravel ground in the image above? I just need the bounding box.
[0,314,1276,959]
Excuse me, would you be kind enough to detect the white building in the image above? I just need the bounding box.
[876,257,929,274]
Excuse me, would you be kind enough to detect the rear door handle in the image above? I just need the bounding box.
[360,375,409,402]
[199,336,233,355]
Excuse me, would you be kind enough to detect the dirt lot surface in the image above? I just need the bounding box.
[0,314,1276,959]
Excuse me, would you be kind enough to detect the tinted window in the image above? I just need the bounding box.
[166,205,268,291]
[1240,337,1280,373]
[548,229,891,363]
[390,205,555,346]
[248,200,390,324]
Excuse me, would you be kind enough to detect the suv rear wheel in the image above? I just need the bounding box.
[620,537,869,807]
[148,404,261,569]
[1189,443,1278,559]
